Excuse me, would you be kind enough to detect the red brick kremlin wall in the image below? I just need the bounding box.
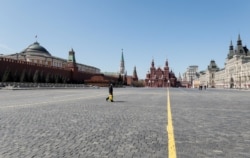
[0,57,118,86]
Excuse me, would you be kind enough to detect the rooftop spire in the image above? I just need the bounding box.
[133,66,138,80]
[165,58,168,67]
[237,34,242,45]
[120,49,125,74]
[229,40,233,50]
[238,34,241,41]
[121,49,124,62]
[35,35,38,42]
[151,58,154,68]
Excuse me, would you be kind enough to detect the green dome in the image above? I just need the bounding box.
[21,42,51,56]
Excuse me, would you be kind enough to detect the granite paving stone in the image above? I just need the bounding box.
[0,88,249,157]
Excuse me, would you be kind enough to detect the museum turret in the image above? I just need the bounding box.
[150,59,156,76]
[163,59,169,79]
[151,59,155,68]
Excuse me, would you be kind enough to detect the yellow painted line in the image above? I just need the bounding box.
[167,88,177,158]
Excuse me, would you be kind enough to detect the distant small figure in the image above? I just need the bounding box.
[204,85,206,90]
[199,85,203,90]
[106,83,114,102]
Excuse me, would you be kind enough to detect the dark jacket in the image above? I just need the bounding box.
[109,84,113,95]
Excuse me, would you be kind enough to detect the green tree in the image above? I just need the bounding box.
[131,80,145,87]
[50,74,55,83]
[62,76,67,83]
[13,70,20,82]
[27,69,33,82]
[2,67,13,82]
[45,73,51,83]
[55,74,59,83]
[33,70,40,83]
[40,71,45,83]
[20,69,27,82]
[58,75,63,83]
[117,74,123,86]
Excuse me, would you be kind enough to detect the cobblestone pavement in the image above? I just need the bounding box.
[0,88,249,158]
[170,88,250,158]
[0,88,168,158]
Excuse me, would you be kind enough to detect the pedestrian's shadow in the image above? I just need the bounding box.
[113,101,126,103]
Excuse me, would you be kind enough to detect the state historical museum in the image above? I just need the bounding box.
[145,59,177,87]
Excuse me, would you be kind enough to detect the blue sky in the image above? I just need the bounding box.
[1,0,250,79]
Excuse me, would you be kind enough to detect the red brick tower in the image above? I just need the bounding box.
[145,59,176,87]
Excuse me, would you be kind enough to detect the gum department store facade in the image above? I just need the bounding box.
[198,34,250,89]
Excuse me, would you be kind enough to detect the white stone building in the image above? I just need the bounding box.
[183,65,199,88]
[199,35,250,89]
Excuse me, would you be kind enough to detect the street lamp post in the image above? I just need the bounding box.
[239,69,242,89]
[191,76,193,88]
[245,74,247,89]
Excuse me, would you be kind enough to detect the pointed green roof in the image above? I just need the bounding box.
[121,49,124,62]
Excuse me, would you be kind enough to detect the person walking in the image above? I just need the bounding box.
[106,83,113,102]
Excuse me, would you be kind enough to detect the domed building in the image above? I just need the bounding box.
[0,40,122,86]
[5,41,100,73]
[21,41,52,56]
